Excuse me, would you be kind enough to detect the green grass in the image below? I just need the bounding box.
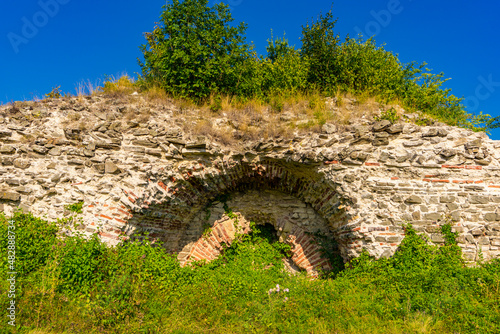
[1,212,499,333]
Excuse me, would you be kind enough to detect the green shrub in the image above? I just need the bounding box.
[64,201,84,214]
[375,107,400,123]
[45,86,62,99]
[0,211,58,277]
[261,35,309,96]
[57,233,108,293]
[3,211,500,333]
[138,3,500,132]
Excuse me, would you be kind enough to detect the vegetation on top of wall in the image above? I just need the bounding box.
[1,212,499,333]
[137,0,500,133]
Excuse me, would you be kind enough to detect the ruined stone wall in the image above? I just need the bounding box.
[1,95,500,272]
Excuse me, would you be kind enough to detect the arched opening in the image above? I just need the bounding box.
[119,160,358,273]
[176,189,339,274]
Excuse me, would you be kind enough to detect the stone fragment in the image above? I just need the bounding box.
[64,128,82,140]
[322,123,337,134]
[439,149,456,158]
[405,195,422,204]
[372,120,391,132]
[68,159,84,166]
[32,145,48,155]
[46,188,57,196]
[465,139,482,150]
[146,148,162,157]
[124,146,146,153]
[94,163,105,174]
[186,138,207,149]
[403,140,424,147]
[132,139,158,148]
[437,129,448,137]
[133,128,150,136]
[353,125,369,137]
[475,159,490,166]
[165,137,186,146]
[1,157,13,165]
[484,213,500,222]
[386,123,403,134]
[431,234,444,243]
[96,140,121,149]
[470,195,489,204]
[51,173,62,182]
[422,128,439,137]
[425,212,441,221]
[13,159,30,169]
[439,196,456,203]
[48,147,62,156]
[0,146,15,154]
[105,160,120,174]
[83,149,95,157]
[5,179,19,186]
[478,237,490,245]
[343,174,355,183]
[373,137,389,146]
[0,191,20,201]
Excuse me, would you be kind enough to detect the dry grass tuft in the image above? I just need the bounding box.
[98,75,136,98]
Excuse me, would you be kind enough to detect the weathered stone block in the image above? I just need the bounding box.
[439,196,456,203]
[105,160,120,174]
[0,146,16,154]
[470,195,489,204]
[372,120,391,132]
[0,191,20,201]
[386,123,403,134]
[48,147,62,156]
[405,195,422,204]
[425,212,441,221]
[484,213,500,222]
[13,159,30,169]
[431,234,444,243]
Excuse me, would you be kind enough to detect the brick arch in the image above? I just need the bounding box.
[110,159,361,263]
[178,209,334,275]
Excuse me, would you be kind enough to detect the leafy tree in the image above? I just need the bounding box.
[262,34,309,96]
[300,10,340,90]
[139,0,251,101]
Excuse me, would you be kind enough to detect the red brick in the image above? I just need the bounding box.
[488,185,500,189]
[442,165,464,169]
[431,179,450,183]
[99,214,113,220]
[365,162,380,167]
[99,231,114,238]
[325,160,340,165]
[391,177,399,180]
[465,166,482,170]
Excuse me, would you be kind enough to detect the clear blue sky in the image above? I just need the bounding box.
[1,0,499,139]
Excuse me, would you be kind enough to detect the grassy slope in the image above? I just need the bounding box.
[0,212,499,334]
